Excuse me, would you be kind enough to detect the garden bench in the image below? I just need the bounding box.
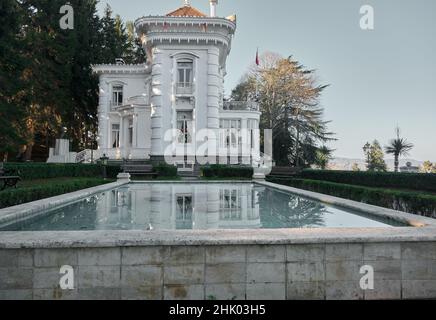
[0,164,21,190]
[122,163,158,177]
[268,167,302,179]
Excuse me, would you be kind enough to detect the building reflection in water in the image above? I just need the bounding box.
[94,183,262,230]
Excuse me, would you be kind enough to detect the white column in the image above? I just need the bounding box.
[150,48,164,159]
[98,77,110,151]
[210,0,218,17]
[207,47,221,161]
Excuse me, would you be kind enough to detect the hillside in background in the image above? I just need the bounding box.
[329,158,423,171]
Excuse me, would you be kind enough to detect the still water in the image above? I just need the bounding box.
[2,183,402,231]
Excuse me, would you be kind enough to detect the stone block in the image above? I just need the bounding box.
[77,288,121,300]
[364,243,401,261]
[364,280,401,300]
[164,265,204,285]
[287,281,325,300]
[206,263,245,284]
[122,247,168,266]
[247,245,285,263]
[287,245,325,263]
[326,244,363,262]
[165,247,205,265]
[246,283,285,300]
[34,249,78,267]
[206,246,246,264]
[33,288,78,300]
[0,250,33,268]
[205,284,245,301]
[0,290,33,300]
[34,267,76,289]
[402,260,436,280]
[121,266,163,288]
[402,242,436,260]
[121,286,162,300]
[402,280,436,299]
[78,248,121,266]
[287,262,325,282]
[0,268,33,290]
[247,263,285,284]
[78,266,120,289]
[369,260,402,280]
[325,281,364,300]
[326,261,363,281]
[164,285,204,300]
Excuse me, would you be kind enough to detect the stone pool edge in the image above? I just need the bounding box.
[0,180,435,249]
[0,181,129,229]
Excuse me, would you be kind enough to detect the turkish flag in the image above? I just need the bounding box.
[255,49,260,66]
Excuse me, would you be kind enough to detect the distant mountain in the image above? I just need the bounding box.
[328,158,423,172]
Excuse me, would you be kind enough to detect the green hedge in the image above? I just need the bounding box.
[3,163,122,181]
[202,165,253,179]
[153,163,178,177]
[268,178,436,219]
[0,178,111,209]
[299,170,436,193]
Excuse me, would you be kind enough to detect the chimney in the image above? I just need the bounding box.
[210,0,218,17]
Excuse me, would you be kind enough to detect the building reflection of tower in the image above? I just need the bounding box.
[95,183,262,230]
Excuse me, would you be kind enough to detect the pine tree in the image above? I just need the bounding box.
[363,140,387,172]
[0,0,27,160]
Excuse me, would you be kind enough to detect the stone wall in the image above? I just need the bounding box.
[1,242,436,300]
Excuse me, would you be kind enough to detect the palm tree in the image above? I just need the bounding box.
[314,146,334,170]
[385,127,414,173]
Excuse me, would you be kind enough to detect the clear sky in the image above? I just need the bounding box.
[97,0,436,161]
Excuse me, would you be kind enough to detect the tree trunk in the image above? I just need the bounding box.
[3,152,8,163]
[394,154,399,173]
[24,143,34,162]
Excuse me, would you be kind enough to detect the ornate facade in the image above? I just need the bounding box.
[93,1,261,169]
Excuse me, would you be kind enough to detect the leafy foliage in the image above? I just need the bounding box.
[202,165,254,179]
[0,178,111,209]
[384,127,414,173]
[4,162,121,180]
[363,140,387,172]
[0,1,146,161]
[231,52,334,167]
[297,169,436,193]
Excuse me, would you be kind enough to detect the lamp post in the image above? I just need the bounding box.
[100,154,109,180]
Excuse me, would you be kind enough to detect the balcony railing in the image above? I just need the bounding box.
[110,101,124,110]
[223,101,260,112]
[175,82,194,95]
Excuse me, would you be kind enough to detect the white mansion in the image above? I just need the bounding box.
[92,1,261,168]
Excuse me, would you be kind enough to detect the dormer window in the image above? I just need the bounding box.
[176,60,194,94]
[112,85,124,107]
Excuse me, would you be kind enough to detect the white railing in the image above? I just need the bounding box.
[75,150,98,164]
[223,101,260,112]
[175,82,194,95]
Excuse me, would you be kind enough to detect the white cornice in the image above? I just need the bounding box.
[92,64,151,75]
[135,16,236,32]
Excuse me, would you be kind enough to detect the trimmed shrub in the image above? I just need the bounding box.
[268,178,436,219]
[3,163,122,181]
[153,163,178,177]
[202,165,253,179]
[299,170,436,193]
[0,178,111,209]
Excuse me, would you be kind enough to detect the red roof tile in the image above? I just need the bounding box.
[166,5,207,17]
